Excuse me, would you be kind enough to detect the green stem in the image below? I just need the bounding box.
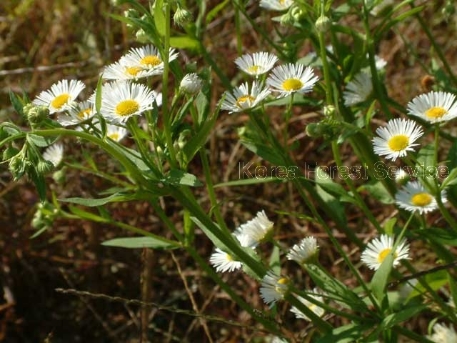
[33,128,147,187]
[331,140,383,232]
[162,1,178,168]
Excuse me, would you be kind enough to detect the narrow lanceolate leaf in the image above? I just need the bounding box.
[371,253,394,307]
[162,169,202,187]
[153,0,165,37]
[102,237,180,249]
[60,192,137,207]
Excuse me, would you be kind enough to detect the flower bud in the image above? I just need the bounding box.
[180,73,203,95]
[8,154,27,180]
[173,7,192,27]
[37,160,54,174]
[135,29,149,44]
[316,15,331,33]
[323,105,335,117]
[23,104,50,125]
[306,123,324,138]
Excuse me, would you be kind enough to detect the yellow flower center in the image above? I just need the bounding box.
[77,108,92,119]
[226,253,234,262]
[115,99,140,117]
[140,55,161,67]
[108,133,119,141]
[126,66,142,76]
[387,135,410,152]
[411,192,433,207]
[282,78,303,92]
[377,248,396,263]
[425,106,447,119]
[236,95,255,108]
[51,93,70,109]
[275,277,289,294]
[247,65,261,74]
[278,277,289,285]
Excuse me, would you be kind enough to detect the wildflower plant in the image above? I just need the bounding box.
[2,0,457,342]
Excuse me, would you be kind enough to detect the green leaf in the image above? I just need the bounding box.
[317,323,375,343]
[60,192,137,207]
[447,139,457,169]
[306,264,368,312]
[183,106,218,162]
[102,237,180,249]
[214,177,285,188]
[153,0,165,36]
[371,252,394,306]
[359,181,395,204]
[29,168,47,202]
[314,168,348,225]
[240,140,284,166]
[27,134,58,147]
[162,169,202,187]
[416,144,437,187]
[441,167,457,188]
[9,91,25,116]
[68,205,110,223]
[170,36,199,50]
[206,0,229,23]
[380,304,427,330]
[384,218,397,236]
[408,270,449,299]
[419,227,457,246]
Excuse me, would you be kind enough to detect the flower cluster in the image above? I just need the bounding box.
[209,210,323,319]
[28,44,199,169]
[371,90,455,215]
[221,52,319,113]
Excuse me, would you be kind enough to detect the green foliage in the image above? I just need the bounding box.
[2,0,457,341]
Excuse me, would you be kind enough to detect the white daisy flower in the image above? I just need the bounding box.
[372,118,423,161]
[407,91,457,123]
[286,237,319,265]
[98,82,156,124]
[427,323,457,343]
[57,101,95,127]
[395,181,446,214]
[343,71,373,106]
[43,143,64,167]
[209,248,243,273]
[361,234,410,271]
[235,210,274,248]
[267,63,319,98]
[260,270,289,306]
[106,124,128,142]
[221,81,271,113]
[33,79,85,114]
[260,0,294,11]
[102,58,157,80]
[235,52,278,77]
[290,289,325,321]
[121,45,178,76]
[395,168,410,183]
[179,73,203,95]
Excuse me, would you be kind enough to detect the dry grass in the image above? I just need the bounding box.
[1,0,457,342]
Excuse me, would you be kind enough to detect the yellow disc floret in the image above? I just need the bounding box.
[388,135,410,151]
[282,78,303,92]
[140,55,161,67]
[115,99,140,117]
[425,106,447,119]
[51,93,70,110]
[411,192,433,207]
